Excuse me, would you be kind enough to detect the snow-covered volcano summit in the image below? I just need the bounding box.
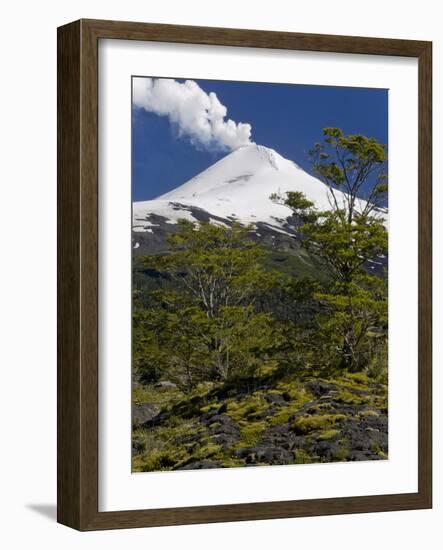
[133,144,382,235]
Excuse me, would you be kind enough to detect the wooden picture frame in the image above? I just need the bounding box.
[57,18,432,530]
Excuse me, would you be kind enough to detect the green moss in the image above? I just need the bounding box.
[304,402,333,414]
[359,409,380,418]
[132,455,147,472]
[332,446,350,461]
[332,372,371,390]
[131,426,167,458]
[225,394,269,421]
[191,441,222,460]
[131,418,205,471]
[165,382,221,417]
[133,366,388,471]
[292,414,346,435]
[234,420,267,449]
[319,372,388,412]
[276,381,313,402]
[133,428,223,472]
[268,384,313,426]
[317,428,340,440]
[220,456,246,468]
[135,446,189,472]
[199,403,216,414]
[294,448,314,464]
[371,395,388,413]
[345,372,370,385]
[336,390,368,405]
[132,384,181,408]
[268,406,296,426]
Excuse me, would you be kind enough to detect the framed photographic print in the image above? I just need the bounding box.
[57,19,432,530]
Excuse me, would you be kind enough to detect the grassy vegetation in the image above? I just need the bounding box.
[132,370,388,471]
[132,129,389,471]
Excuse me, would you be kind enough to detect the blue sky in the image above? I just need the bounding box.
[132,78,388,202]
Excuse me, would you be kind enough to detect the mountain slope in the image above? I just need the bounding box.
[132,144,387,277]
[133,144,353,234]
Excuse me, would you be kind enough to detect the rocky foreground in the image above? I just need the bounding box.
[132,372,388,471]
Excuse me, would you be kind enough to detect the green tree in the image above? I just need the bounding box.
[299,209,387,285]
[309,127,388,222]
[149,220,277,318]
[137,221,282,387]
[272,128,388,372]
[314,275,388,372]
[133,296,212,392]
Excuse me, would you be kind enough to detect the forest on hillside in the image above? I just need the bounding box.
[132,129,389,471]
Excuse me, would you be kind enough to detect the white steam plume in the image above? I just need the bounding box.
[133,77,253,151]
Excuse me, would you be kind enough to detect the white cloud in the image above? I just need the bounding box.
[133,77,253,151]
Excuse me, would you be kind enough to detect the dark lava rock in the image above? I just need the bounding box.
[132,403,159,426]
[264,393,288,405]
[174,432,203,446]
[202,413,241,450]
[176,460,223,470]
[234,445,294,465]
[327,402,366,415]
[258,423,303,451]
[142,410,170,428]
[360,413,388,432]
[154,380,178,390]
[252,407,278,421]
[210,432,240,449]
[348,450,384,461]
[200,409,222,424]
[305,380,337,398]
[310,439,344,461]
[204,414,240,434]
[132,439,145,455]
[340,417,388,456]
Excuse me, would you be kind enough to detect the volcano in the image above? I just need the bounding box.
[132,144,387,263]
